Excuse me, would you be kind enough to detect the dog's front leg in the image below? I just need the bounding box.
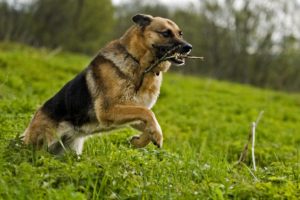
[130,122,152,148]
[98,105,163,148]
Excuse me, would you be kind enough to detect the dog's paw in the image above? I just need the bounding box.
[145,121,163,148]
[130,134,151,148]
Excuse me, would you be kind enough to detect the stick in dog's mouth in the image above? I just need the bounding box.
[144,46,203,74]
[164,51,204,65]
[161,45,204,65]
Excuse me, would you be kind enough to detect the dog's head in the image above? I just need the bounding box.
[132,14,192,66]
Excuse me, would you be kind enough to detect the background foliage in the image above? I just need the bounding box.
[1,0,300,91]
[0,0,114,53]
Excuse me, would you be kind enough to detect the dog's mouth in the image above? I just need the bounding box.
[168,50,191,66]
[153,44,192,66]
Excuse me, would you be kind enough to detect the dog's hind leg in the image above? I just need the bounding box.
[68,137,85,155]
[23,109,57,149]
[48,135,85,155]
[48,122,85,155]
[48,139,66,155]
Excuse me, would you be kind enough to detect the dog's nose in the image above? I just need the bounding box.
[182,43,192,53]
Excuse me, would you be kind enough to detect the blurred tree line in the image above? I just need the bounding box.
[1,0,300,91]
[0,0,114,53]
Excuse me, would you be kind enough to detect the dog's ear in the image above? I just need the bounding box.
[132,14,153,27]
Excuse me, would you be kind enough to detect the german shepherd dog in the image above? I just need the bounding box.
[22,14,192,155]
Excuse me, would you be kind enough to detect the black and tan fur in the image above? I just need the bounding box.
[22,14,192,155]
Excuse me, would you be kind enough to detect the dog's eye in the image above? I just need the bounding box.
[158,30,173,38]
[179,31,183,37]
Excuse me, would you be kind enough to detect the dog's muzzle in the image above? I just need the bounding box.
[153,42,192,66]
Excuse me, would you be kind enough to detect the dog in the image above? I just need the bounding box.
[22,14,192,155]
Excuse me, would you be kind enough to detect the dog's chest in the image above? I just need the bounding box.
[133,91,158,109]
[132,74,162,109]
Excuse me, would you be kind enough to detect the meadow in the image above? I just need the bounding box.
[0,43,299,199]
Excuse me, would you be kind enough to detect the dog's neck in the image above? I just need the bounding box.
[120,26,155,68]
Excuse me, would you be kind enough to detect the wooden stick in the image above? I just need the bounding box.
[144,48,204,73]
[136,46,179,91]
[144,46,180,74]
[184,55,204,59]
[163,55,204,61]
[136,46,204,91]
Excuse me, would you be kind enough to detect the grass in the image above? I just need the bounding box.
[0,42,300,199]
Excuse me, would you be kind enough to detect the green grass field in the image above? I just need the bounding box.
[0,43,299,199]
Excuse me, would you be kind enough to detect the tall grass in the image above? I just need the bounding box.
[0,43,299,199]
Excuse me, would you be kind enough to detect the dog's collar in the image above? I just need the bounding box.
[118,43,139,64]
[124,53,139,64]
[118,43,164,74]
